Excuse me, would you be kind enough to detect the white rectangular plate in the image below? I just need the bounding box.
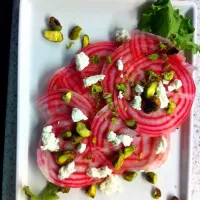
[16,0,197,199]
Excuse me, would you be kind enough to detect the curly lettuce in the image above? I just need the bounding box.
[23,182,70,200]
[138,0,200,54]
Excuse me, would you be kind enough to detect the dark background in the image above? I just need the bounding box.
[1,0,14,196]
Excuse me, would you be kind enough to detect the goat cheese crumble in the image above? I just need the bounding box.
[41,125,59,152]
[83,75,105,87]
[75,52,89,71]
[86,166,112,178]
[116,27,131,43]
[71,108,88,122]
[155,136,168,154]
[58,161,76,180]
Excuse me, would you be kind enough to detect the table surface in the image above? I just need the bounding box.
[2,0,200,199]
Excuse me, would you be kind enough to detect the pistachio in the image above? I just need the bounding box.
[49,17,62,31]
[122,171,138,182]
[43,30,63,42]
[59,187,70,193]
[166,98,176,114]
[166,47,179,55]
[112,150,125,170]
[163,71,175,81]
[91,84,102,94]
[162,54,168,61]
[82,34,90,48]
[72,135,83,144]
[57,150,76,165]
[164,63,171,69]
[140,79,147,87]
[62,131,72,140]
[66,42,74,49]
[152,188,161,199]
[144,82,158,99]
[85,185,96,198]
[111,117,117,124]
[103,93,112,99]
[159,41,167,50]
[76,122,92,137]
[123,146,136,159]
[138,152,143,159]
[116,83,126,93]
[69,26,82,40]
[148,53,159,60]
[143,97,161,114]
[106,97,112,104]
[62,91,72,103]
[92,137,97,144]
[171,196,179,200]
[146,70,159,80]
[91,55,101,64]
[106,56,112,64]
[124,119,137,129]
[145,172,157,184]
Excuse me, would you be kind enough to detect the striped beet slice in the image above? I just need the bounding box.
[48,42,118,111]
[37,113,112,188]
[130,30,172,58]
[37,89,95,121]
[76,41,118,78]
[90,105,170,172]
[102,30,173,94]
[113,54,195,136]
[48,65,96,109]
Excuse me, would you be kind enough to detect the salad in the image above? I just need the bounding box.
[23,0,197,199]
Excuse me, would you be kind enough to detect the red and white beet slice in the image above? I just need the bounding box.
[113,55,195,136]
[102,30,173,94]
[37,89,95,121]
[91,105,170,172]
[37,113,112,188]
[48,42,118,111]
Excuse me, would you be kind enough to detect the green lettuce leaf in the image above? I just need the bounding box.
[138,0,200,54]
[23,182,70,200]
[23,186,39,200]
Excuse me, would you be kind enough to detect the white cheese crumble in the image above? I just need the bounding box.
[71,108,88,122]
[130,95,142,110]
[135,84,144,95]
[41,126,60,152]
[100,175,121,195]
[75,52,89,71]
[156,82,169,109]
[77,143,86,154]
[155,136,168,154]
[107,131,133,147]
[86,166,112,178]
[120,74,124,78]
[83,75,105,87]
[43,125,53,132]
[58,161,76,180]
[118,91,123,99]
[168,79,182,92]
[107,131,121,146]
[116,27,131,43]
[117,59,124,71]
[163,80,169,85]
[118,134,133,147]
